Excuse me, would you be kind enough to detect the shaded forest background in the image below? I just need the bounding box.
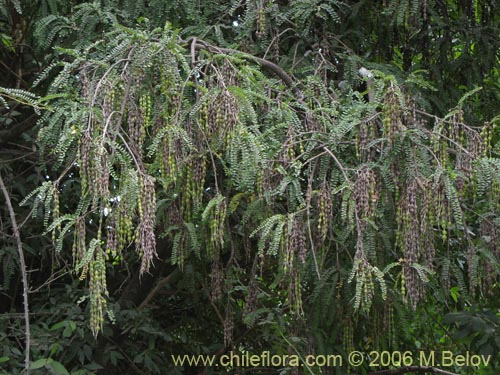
[0,1,499,374]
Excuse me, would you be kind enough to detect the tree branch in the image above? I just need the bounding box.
[180,38,305,102]
[138,269,180,309]
[0,114,38,144]
[0,171,30,374]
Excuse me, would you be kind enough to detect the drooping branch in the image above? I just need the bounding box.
[180,38,305,102]
[0,171,30,374]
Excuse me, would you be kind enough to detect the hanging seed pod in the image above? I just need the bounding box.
[343,320,354,355]
[79,132,92,195]
[209,196,227,258]
[102,85,115,120]
[254,0,269,39]
[191,156,206,211]
[354,166,377,229]
[385,301,395,349]
[223,303,234,346]
[210,258,223,301]
[479,219,499,294]
[97,145,110,200]
[127,106,143,155]
[106,219,118,262]
[400,268,407,304]
[382,85,404,145]
[87,245,109,336]
[74,217,86,263]
[243,277,259,319]
[139,94,152,130]
[181,161,195,221]
[317,181,333,242]
[136,174,157,275]
[394,178,423,309]
[293,216,307,264]
[357,119,375,161]
[420,181,436,269]
[79,263,88,281]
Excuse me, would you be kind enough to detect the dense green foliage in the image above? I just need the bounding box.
[1,1,499,374]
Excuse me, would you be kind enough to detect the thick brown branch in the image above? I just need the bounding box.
[138,269,180,309]
[0,172,30,374]
[181,38,304,102]
[0,114,38,144]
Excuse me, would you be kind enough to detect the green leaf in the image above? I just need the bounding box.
[47,360,70,375]
[63,324,73,338]
[109,351,123,366]
[50,321,66,331]
[49,343,60,356]
[30,358,50,370]
[450,286,460,303]
[84,362,103,370]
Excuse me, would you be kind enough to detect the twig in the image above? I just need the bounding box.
[0,312,52,318]
[138,269,180,309]
[0,151,37,163]
[262,28,294,60]
[207,292,225,329]
[415,108,482,130]
[103,336,146,375]
[86,53,133,132]
[116,132,145,176]
[0,171,30,374]
[28,268,72,294]
[277,328,315,375]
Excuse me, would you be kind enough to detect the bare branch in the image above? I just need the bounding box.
[0,171,30,374]
[138,269,180,309]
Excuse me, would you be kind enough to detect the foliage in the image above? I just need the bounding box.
[1,1,499,375]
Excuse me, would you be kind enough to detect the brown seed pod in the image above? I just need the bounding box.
[316,181,333,243]
[136,174,157,275]
[354,166,377,227]
[210,259,223,302]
